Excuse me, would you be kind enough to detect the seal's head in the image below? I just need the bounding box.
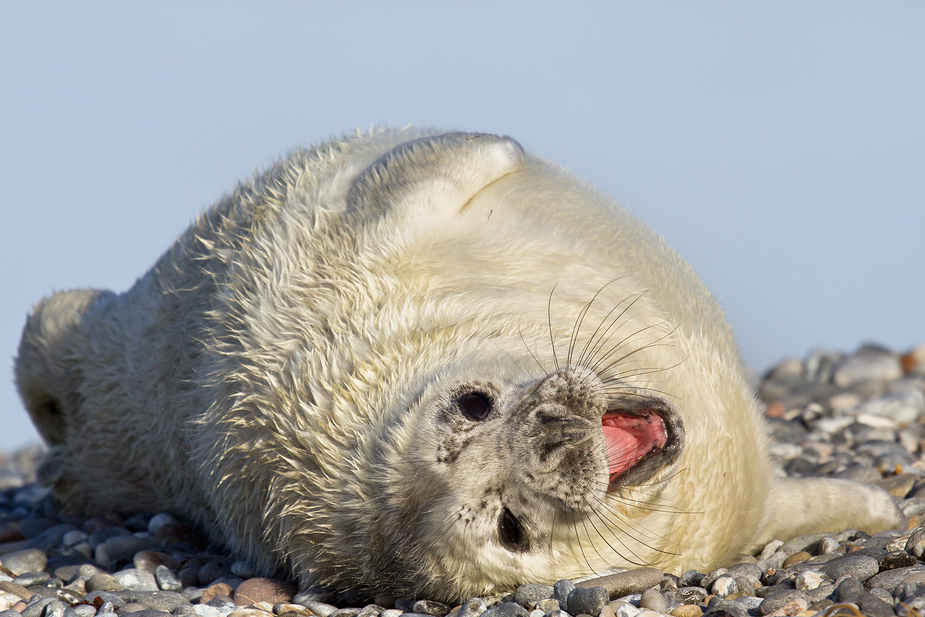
[16,129,905,602]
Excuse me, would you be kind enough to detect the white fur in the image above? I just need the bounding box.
[16,128,904,601]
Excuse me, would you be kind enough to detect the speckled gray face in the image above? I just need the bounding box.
[427,365,685,555]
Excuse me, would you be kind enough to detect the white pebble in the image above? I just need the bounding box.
[147,512,177,535]
[795,569,825,590]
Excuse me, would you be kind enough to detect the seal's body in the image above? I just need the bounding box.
[16,129,903,601]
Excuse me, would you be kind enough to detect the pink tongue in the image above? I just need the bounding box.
[602,412,668,482]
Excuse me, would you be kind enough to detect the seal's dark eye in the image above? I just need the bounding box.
[499,508,527,551]
[459,391,492,421]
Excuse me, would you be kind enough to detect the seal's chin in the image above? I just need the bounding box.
[603,407,682,490]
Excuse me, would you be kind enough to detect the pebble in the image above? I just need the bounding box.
[0,548,47,575]
[575,568,662,599]
[233,579,296,606]
[566,587,608,616]
[2,341,925,617]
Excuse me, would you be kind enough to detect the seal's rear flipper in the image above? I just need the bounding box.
[753,477,906,549]
[15,289,113,446]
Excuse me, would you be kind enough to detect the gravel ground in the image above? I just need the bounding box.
[2,341,925,617]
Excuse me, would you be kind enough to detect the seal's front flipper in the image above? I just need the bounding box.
[753,477,905,549]
[347,132,524,226]
[15,288,113,446]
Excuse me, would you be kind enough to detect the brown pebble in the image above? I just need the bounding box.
[765,402,786,418]
[201,583,235,604]
[133,549,179,572]
[598,605,616,617]
[782,551,811,567]
[576,567,663,599]
[12,601,28,612]
[234,578,297,607]
[670,606,702,617]
[0,581,33,600]
[874,473,917,499]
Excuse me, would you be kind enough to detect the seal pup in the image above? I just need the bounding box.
[16,129,904,601]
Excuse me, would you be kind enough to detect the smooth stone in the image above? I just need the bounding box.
[299,601,338,617]
[133,551,178,573]
[553,579,576,606]
[703,598,747,617]
[233,578,296,607]
[833,350,903,387]
[273,604,311,616]
[638,589,667,613]
[513,584,553,608]
[533,599,559,613]
[87,528,131,551]
[153,565,182,592]
[201,584,235,605]
[41,600,69,617]
[866,565,925,591]
[146,515,177,537]
[199,560,233,587]
[20,598,56,617]
[86,572,121,592]
[1,549,48,576]
[193,606,223,617]
[709,576,736,597]
[456,598,487,617]
[121,591,188,611]
[84,591,126,608]
[228,610,273,617]
[576,568,662,600]
[113,569,158,592]
[13,572,49,587]
[27,525,76,553]
[778,532,832,556]
[412,601,449,617]
[567,587,609,616]
[0,582,32,601]
[757,589,809,616]
[230,562,257,579]
[819,554,880,582]
[669,606,701,617]
[122,611,171,617]
[71,606,96,617]
[481,603,528,617]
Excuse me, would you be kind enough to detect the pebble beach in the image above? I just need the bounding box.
[2,342,925,617]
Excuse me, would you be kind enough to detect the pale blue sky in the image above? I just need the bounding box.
[2,2,923,452]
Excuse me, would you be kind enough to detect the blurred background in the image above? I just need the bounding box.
[2,2,923,453]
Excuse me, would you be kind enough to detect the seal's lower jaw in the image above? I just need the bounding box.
[603,405,684,490]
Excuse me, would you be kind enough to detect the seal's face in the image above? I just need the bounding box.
[393,361,684,595]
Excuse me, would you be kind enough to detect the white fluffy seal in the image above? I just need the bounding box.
[16,129,903,601]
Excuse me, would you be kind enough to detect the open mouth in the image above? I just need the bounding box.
[601,404,683,490]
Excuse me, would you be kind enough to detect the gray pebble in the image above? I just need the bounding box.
[704,598,748,617]
[41,600,68,617]
[97,613,119,617]
[21,598,57,617]
[543,612,570,617]
[576,568,662,600]
[71,606,95,617]
[85,591,126,608]
[300,601,338,617]
[567,587,608,616]
[819,554,880,582]
[122,611,171,617]
[456,598,486,617]
[229,561,257,579]
[192,607,222,617]
[146,514,177,536]
[13,571,50,587]
[757,589,809,616]
[121,590,188,611]
[638,589,666,613]
[481,602,528,617]
[1,549,48,576]
[411,601,449,617]
[553,579,575,606]
[98,535,153,567]
[153,565,182,591]
[513,583,553,608]
[114,568,158,592]
[866,565,925,591]
[380,611,403,617]
[86,572,121,592]
[88,528,131,551]
[0,611,23,617]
